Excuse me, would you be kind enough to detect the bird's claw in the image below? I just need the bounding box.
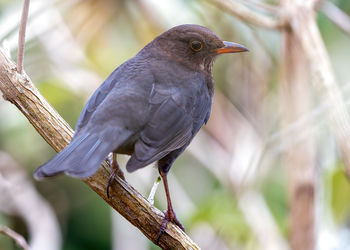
[106,173,115,199]
[156,208,185,243]
[106,168,125,198]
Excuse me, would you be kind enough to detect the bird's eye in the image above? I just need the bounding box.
[190,41,202,51]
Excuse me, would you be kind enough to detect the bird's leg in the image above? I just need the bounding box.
[156,169,185,243]
[106,153,125,198]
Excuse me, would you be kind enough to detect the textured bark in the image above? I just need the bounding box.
[0,49,200,250]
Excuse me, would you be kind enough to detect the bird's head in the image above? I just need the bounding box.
[149,24,248,73]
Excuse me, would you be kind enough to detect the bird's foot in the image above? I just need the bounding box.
[106,157,125,198]
[156,208,185,243]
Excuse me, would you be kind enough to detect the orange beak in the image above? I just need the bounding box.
[216,41,248,54]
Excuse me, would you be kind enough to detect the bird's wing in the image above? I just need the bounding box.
[74,70,118,134]
[126,88,194,172]
[35,59,154,179]
[75,59,153,135]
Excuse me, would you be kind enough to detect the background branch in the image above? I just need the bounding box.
[279,7,316,248]
[210,0,287,29]
[0,226,30,250]
[0,48,200,250]
[210,0,350,249]
[0,151,61,250]
[320,1,350,36]
[294,5,350,178]
[244,0,281,14]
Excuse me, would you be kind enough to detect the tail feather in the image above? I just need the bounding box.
[46,133,90,172]
[34,128,134,180]
[34,133,109,179]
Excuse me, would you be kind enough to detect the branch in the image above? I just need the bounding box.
[214,0,350,185]
[320,1,350,36]
[210,0,288,30]
[244,0,281,14]
[0,151,62,250]
[17,0,30,74]
[0,226,30,250]
[280,17,316,249]
[292,6,350,179]
[0,48,200,249]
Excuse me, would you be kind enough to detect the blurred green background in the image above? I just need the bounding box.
[1,0,350,249]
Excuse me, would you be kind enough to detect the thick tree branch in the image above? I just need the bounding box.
[0,48,200,250]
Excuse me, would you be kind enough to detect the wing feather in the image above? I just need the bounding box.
[126,96,193,172]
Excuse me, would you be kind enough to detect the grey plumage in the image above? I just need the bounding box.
[34,24,246,182]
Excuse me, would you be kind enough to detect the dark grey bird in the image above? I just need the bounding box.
[34,24,247,240]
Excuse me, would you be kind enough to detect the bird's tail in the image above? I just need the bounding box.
[34,133,112,180]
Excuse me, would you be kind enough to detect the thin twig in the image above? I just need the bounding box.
[0,226,30,250]
[210,0,288,29]
[17,0,30,74]
[320,1,350,36]
[243,0,280,14]
[148,176,161,205]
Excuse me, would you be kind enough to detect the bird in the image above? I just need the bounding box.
[34,24,248,241]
